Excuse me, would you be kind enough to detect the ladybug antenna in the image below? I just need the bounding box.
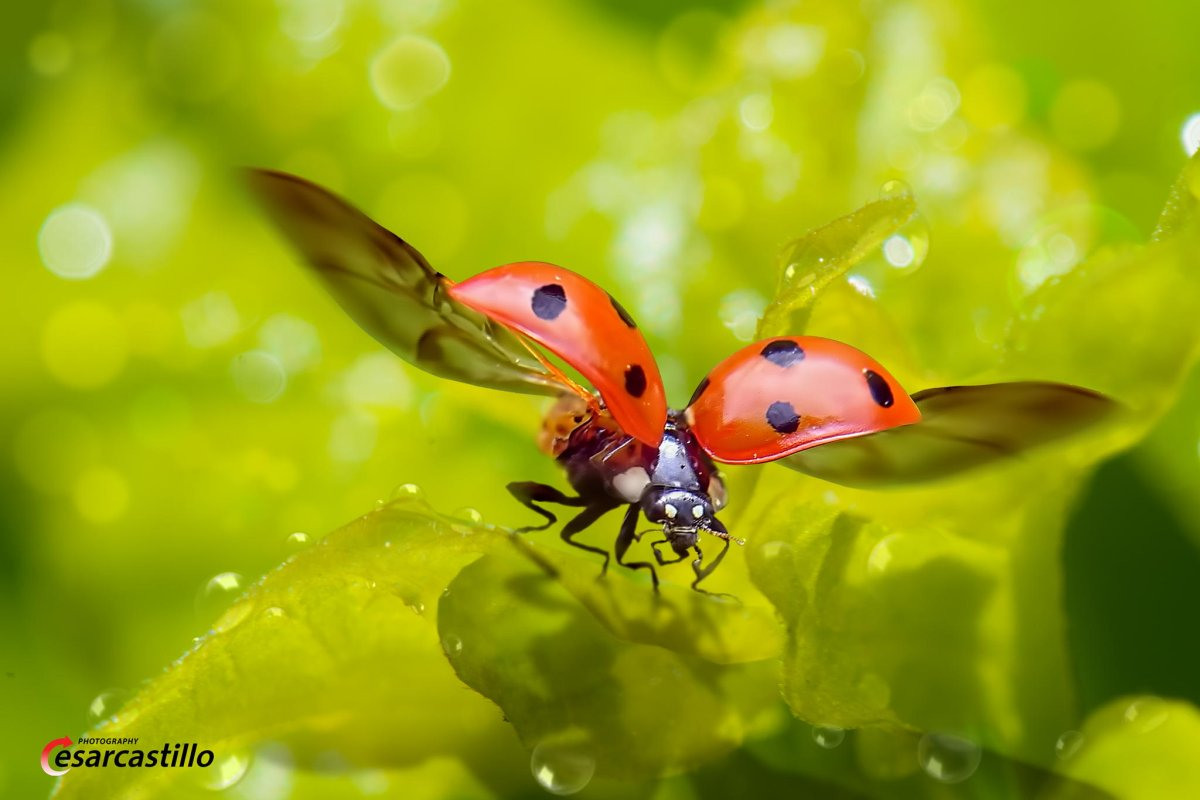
[706,516,746,547]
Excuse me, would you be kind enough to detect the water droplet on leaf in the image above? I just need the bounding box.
[390,482,423,501]
[203,750,251,790]
[195,572,245,625]
[442,634,463,657]
[530,741,596,796]
[918,733,981,783]
[285,531,310,551]
[812,725,845,749]
[88,688,129,724]
[454,507,483,524]
[1055,730,1084,760]
[880,179,913,199]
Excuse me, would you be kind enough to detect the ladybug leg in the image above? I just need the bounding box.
[506,481,587,533]
[688,539,732,595]
[650,540,689,566]
[558,502,619,573]
[614,504,659,591]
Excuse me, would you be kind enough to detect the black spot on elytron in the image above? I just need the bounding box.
[624,364,647,398]
[687,375,711,407]
[531,284,567,321]
[608,293,638,329]
[760,339,806,367]
[765,401,800,434]
[864,369,894,408]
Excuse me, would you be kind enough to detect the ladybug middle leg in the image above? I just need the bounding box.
[507,480,618,573]
[614,504,660,591]
[507,481,588,532]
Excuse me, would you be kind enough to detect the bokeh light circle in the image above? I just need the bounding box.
[370,35,450,109]
[38,204,113,279]
[41,302,128,389]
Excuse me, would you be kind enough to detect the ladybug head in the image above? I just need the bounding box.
[642,487,741,553]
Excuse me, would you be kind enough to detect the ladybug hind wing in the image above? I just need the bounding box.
[247,169,562,396]
[777,381,1120,487]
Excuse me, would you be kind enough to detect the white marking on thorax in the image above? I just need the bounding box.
[612,467,650,503]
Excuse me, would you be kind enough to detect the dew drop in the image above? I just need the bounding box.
[285,531,310,551]
[846,274,876,298]
[262,606,286,620]
[530,741,596,796]
[203,750,251,790]
[389,482,423,501]
[87,688,129,724]
[454,507,483,524]
[195,572,245,625]
[880,179,913,199]
[812,725,845,749]
[442,634,463,657]
[1181,112,1200,156]
[1123,698,1169,734]
[918,733,981,784]
[1055,730,1084,760]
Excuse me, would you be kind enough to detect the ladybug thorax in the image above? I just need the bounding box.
[649,414,715,492]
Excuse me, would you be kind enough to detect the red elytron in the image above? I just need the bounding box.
[249,170,1116,592]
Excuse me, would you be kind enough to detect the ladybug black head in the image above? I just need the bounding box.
[642,487,714,530]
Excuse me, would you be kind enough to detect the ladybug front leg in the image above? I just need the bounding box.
[506,481,588,532]
[688,539,731,595]
[649,540,689,566]
[614,504,659,591]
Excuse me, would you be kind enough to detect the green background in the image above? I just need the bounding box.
[2,0,1199,798]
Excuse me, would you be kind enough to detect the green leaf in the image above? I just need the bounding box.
[51,499,518,800]
[757,191,918,339]
[1049,697,1200,800]
[741,154,1200,775]
[52,494,784,798]
[1152,151,1200,241]
[438,547,781,781]
[506,533,784,665]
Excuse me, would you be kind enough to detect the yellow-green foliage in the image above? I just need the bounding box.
[5,1,1200,799]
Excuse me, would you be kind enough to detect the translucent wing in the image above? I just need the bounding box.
[777,382,1119,487]
[246,169,562,395]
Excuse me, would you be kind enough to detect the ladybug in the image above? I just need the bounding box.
[248,170,1116,592]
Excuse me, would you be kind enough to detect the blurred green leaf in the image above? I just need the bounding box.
[757,192,917,338]
[1048,697,1200,800]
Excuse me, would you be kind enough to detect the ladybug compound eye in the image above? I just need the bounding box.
[642,487,714,529]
